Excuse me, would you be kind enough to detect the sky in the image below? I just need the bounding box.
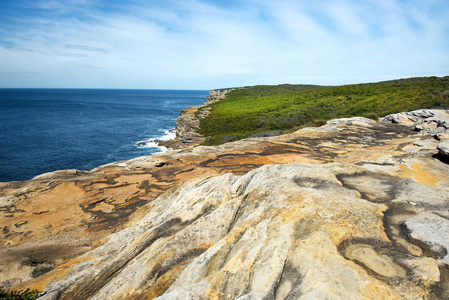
[0,0,448,90]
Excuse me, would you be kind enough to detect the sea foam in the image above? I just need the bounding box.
[134,128,176,152]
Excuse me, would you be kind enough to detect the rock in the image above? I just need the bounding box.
[4,110,449,299]
[345,244,406,278]
[31,164,394,299]
[207,88,237,102]
[437,141,449,160]
[383,113,415,125]
[1,278,22,288]
[159,88,237,150]
[437,133,449,140]
[402,257,440,285]
[404,212,449,263]
[16,162,449,299]
[383,109,449,136]
[406,109,435,118]
[0,196,17,207]
[414,124,424,131]
[326,117,375,126]
[31,169,87,180]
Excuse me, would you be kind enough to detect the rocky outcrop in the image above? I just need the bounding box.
[207,88,237,102]
[158,105,205,149]
[34,162,449,299]
[2,111,449,299]
[383,109,449,135]
[158,89,236,149]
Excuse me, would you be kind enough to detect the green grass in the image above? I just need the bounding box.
[198,76,449,145]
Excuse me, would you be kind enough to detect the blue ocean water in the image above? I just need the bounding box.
[0,89,208,182]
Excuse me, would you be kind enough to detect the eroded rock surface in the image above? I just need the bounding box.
[1,111,449,299]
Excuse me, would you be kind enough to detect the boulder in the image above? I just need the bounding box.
[437,140,449,160]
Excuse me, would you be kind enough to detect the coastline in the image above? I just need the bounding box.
[4,107,449,298]
[2,79,449,298]
[158,88,236,149]
[0,89,208,183]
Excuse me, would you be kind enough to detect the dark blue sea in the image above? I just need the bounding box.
[0,89,208,182]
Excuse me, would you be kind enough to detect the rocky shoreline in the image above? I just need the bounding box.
[158,88,236,149]
[1,93,449,298]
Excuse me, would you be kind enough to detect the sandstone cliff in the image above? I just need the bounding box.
[1,108,449,299]
[158,88,236,149]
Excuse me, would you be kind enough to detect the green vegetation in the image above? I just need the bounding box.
[198,76,449,145]
[0,288,40,300]
[21,253,44,267]
[22,252,55,278]
[30,265,54,279]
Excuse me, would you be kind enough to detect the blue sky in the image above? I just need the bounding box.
[0,0,448,89]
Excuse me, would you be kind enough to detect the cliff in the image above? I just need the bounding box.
[158,88,236,149]
[1,102,449,298]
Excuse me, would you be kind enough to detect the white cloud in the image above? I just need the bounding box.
[0,0,448,88]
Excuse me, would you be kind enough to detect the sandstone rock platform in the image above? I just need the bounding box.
[1,110,449,299]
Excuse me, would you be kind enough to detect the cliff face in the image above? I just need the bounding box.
[1,109,449,299]
[207,88,237,101]
[159,88,236,149]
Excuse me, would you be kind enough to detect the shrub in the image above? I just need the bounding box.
[0,288,40,300]
[30,264,55,278]
[21,253,44,267]
[362,112,379,120]
[22,252,55,278]
[312,119,327,127]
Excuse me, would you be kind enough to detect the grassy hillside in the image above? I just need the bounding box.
[198,76,449,145]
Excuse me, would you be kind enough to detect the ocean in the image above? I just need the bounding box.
[0,89,208,182]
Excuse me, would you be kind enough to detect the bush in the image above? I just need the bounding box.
[30,265,54,278]
[362,112,379,120]
[312,119,327,127]
[22,252,55,279]
[21,253,44,267]
[0,288,40,300]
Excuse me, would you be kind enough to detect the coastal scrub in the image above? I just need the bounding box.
[199,76,449,145]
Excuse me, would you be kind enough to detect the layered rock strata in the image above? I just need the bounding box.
[1,110,449,299]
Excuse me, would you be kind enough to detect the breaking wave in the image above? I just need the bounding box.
[134,128,176,152]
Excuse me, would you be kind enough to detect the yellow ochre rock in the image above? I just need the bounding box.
[1,110,449,299]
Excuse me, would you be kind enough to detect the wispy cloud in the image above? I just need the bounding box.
[5,46,34,52]
[0,0,448,89]
[65,44,109,53]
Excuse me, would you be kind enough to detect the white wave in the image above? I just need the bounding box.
[134,128,176,152]
[159,128,177,141]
